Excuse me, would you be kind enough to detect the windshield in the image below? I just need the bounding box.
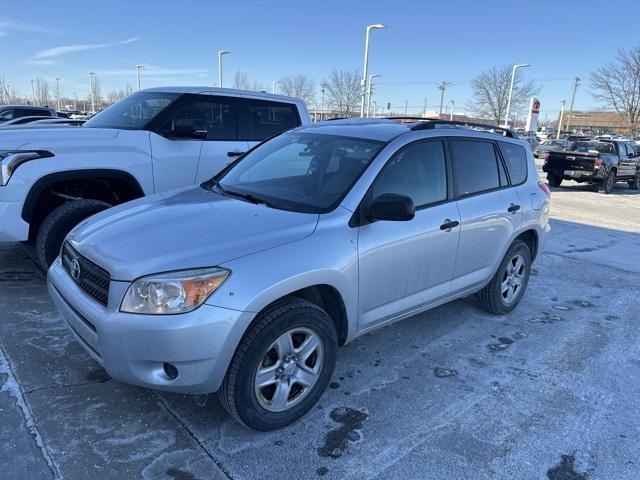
[84,91,181,129]
[216,132,385,213]
[571,141,615,154]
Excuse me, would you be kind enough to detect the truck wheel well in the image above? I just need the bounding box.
[515,229,539,261]
[23,170,145,239]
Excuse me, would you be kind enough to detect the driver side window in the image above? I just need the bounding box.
[371,140,447,208]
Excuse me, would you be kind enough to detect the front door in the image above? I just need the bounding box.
[357,139,460,330]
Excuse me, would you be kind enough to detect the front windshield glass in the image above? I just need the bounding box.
[216,132,385,213]
[84,91,181,129]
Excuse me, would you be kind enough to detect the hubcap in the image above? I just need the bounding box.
[501,253,526,305]
[254,327,324,412]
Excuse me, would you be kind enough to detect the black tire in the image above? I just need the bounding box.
[600,169,616,194]
[547,173,562,188]
[35,199,111,269]
[476,240,532,315]
[629,172,640,190]
[218,297,337,431]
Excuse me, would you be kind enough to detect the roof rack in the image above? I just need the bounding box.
[410,120,515,138]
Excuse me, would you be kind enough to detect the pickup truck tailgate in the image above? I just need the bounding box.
[545,151,597,172]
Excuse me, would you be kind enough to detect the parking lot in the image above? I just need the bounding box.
[1,162,639,479]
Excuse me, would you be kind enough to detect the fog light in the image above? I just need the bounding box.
[163,362,178,380]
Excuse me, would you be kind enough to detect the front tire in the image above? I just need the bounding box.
[219,297,337,431]
[547,173,562,188]
[36,199,111,269]
[476,240,532,315]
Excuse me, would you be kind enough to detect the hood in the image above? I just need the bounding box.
[0,126,119,150]
[67,186,319,280]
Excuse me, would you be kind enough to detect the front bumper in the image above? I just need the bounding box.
[47,257,247,394]
[0,201,29,242]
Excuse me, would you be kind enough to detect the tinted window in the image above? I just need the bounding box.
[85,91,180,129]
[0,109,15,121]
[372,141,447,208]
[247,99,300,140]
[163,95,238,140]
[498,141,528,185]
[25,108,52,117]
[571,142,615,154]
[451,140,501,196]
[617,142,628,158]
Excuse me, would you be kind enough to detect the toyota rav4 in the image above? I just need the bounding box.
[47,119,550,431]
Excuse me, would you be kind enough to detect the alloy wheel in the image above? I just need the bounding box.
[501,253,526,305]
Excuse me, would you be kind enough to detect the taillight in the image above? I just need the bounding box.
[541,152,549,161]
[538,181,551,197]
[594,157,602,167]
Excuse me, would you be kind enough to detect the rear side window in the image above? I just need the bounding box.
[450,140,501,197]
[498,142,528,185]
[246,99,300,141]
[162,95,239,140]
[26,109,52,117]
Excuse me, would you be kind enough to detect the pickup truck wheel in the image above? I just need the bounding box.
[218,297,337,431]
[547,173,562,188]
[601,170,616,194]
[476,240,531,315]
[629,173,640,190]
[35,199,111,269]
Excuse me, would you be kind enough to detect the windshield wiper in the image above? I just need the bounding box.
[223,189,270,206]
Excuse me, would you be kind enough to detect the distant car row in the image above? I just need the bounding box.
[0,105,91,127]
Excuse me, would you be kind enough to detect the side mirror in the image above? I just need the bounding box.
[628,152,636,159]
[170,119,207,139]
[365,194,415,222]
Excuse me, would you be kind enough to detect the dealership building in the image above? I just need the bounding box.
[559,110,628,134]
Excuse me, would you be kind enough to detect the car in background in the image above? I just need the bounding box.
[30,118,85,126]
[0,105,57,124]
[0,116,55,127]
[543,139,639,193]
[533,138,565,158]
[562,134,592,150]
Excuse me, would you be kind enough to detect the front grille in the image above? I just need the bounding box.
[61,242,110,307]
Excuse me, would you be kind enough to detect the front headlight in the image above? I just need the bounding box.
[0,150,54,186]
[120,267,230,315]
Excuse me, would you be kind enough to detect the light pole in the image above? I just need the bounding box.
[73,92,78,111]
[217,50,230,88]
[55,77,61,110]
[320,83,326,121]
[272,80,280,94]
[366,74,380,118]
[359,23,386,117]
[30,79,36,105]
[371,101,377,118]
[136,64,144,91]
[450,100,455,121]
[503,63,529,127]
[423,98,428,117]
[438,81,451,117]
[565,77,581,134]
[89,72,96,113]
[557,100,566,139]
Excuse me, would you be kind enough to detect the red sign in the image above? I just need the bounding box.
[532,99,541,115]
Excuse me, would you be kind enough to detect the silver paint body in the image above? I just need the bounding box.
[48,122,551,394]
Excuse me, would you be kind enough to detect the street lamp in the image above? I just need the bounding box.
[359,23,386,117]
[320,83,326,121]
[503,63,529,127]
[366,74,381,118]
[449,99,455,121]
[272,80,280,94]
[30,79,36,105]
[136,65,145,91]
[89,72,96,113]
[217,50,230,88]
[55,78,61,110]
[557,100,566,139]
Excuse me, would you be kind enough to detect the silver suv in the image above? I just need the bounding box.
[47,119,551,431]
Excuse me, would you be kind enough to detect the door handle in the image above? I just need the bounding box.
[507,203,521,213]
[440,219,459,231]
[227,151,246,157]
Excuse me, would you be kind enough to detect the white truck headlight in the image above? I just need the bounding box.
[0,150,54,186]
[120,267,230,314]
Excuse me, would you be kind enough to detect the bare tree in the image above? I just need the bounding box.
[323,69,360,116]
[35,77,51,106]
[591,45,640,136]
[232,71,251,90]
[467,65,540,124]
[106,89,127,105]
[279,74,315,104]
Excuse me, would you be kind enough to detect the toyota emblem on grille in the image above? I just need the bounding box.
[70,258,81,281]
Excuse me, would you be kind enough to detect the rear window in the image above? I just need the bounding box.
[246,99,300,141]
[571,142,615,154]
[498,142,528,185]
[451,140,501,197]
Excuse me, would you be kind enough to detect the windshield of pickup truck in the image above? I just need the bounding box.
[84,91,181,129]
[215,132,385,213]
[571,141,616,154]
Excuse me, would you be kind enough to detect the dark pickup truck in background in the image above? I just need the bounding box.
[542,139,640,193]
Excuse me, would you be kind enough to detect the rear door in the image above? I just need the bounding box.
[449,138,523,292]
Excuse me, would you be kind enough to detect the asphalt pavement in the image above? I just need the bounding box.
[1,169,639,479]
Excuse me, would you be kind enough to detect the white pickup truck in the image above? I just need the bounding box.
[0,87,310,267]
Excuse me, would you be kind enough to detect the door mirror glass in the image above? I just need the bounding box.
[366,194,415,222]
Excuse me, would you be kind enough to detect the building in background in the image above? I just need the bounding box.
[559,110,627,135]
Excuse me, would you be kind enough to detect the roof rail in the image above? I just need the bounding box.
[410,120,515,138]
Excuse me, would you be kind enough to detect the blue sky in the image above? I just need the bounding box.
[1,0,638,117]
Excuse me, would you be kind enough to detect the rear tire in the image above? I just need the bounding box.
[476,240,531,315]
[600,169,616,194]
[629,172,640,190]
[547,173,562,188]
[219,297,337,431]
[35,199,111,269]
